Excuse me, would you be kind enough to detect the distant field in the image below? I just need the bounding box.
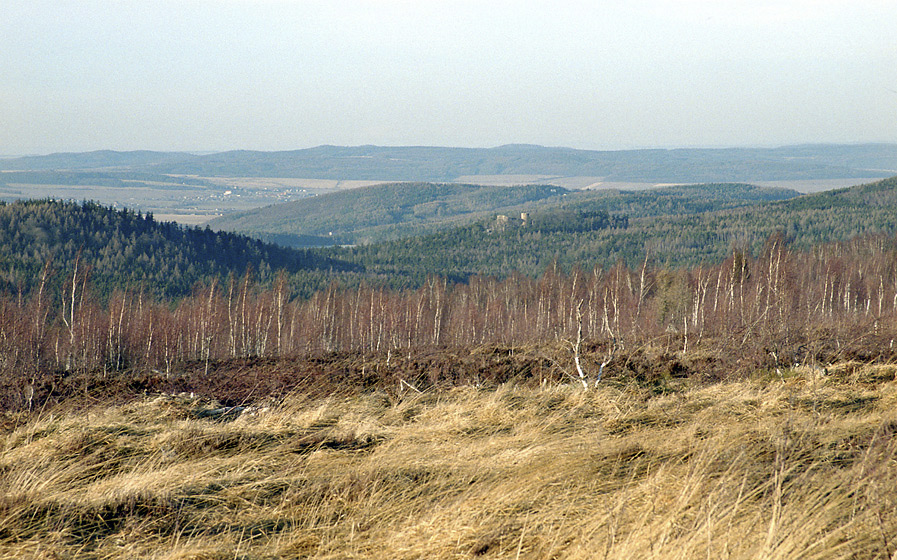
[152,213,219,225]
[451,175,883,193]
[0,176,388,225]
[186,176,386,192]
[752,177,883,193]
[0,170,886,230]
[453,174,559,185]
[454,174,677,190]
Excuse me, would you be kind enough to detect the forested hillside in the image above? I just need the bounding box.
[330,176,897,280]
[0,200,351,298]
[209,182,572,245]
[548,183,800,218]
[212,182,798,246]
[3,178,896,301]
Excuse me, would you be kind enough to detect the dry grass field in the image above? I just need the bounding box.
[1,363,896,559]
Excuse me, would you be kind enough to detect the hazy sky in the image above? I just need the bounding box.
[2,0,896,154]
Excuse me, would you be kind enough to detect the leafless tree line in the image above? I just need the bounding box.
[2,234,897,380]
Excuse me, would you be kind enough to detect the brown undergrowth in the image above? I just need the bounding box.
[4,336,851,412]
[1,363,896,559]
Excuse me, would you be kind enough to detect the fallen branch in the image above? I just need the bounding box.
[399,378,423,394]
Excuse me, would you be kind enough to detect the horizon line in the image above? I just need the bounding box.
[4,140,897,159]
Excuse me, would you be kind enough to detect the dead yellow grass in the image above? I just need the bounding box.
[1,365,896,559]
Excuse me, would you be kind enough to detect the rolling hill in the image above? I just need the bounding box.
[210,182,801,246]
[0,150,195,171]
[209,182,575,245]
[326,176,897,281]
[0,199,353,298]
[4,176,897,300]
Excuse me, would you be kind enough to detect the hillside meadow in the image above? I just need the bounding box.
[0,362,895,559]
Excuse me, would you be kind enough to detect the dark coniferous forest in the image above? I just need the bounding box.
[0,199,353,299]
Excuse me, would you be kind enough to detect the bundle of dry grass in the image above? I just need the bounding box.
[1,364,895,559]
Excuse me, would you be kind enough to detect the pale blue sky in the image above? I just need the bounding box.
[2,0,895,154]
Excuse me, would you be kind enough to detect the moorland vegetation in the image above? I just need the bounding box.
[2,175,897,558]
[1,366,895,558]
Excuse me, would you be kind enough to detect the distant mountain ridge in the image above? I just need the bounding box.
[2,144,895,183]
[0,150,196,171]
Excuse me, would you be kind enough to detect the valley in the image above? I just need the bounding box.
[2,143,894,227]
